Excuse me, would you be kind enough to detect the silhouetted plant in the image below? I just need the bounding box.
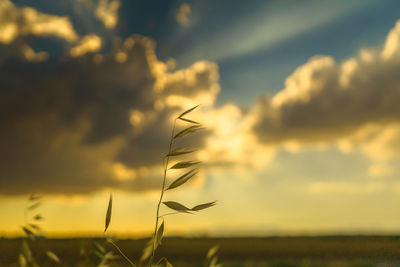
[104,105,217,267]
[19,194,60,267]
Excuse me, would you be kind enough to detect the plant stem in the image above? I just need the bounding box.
[151,118,177,261]
[109,239,137,267]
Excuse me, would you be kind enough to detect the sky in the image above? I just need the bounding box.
[1,0,400,237]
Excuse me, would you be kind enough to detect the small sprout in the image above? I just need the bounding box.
[104,193,112,233]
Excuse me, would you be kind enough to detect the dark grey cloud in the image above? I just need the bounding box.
[0,35,219,195]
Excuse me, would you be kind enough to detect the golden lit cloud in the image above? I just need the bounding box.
[95,0,120,29]
[0,0,78,44]
[21,44,49,62]
[70,33,102,57]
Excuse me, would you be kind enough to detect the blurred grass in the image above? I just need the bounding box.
[2,236,400,266]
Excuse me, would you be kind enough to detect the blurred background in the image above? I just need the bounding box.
[2,0,400,266]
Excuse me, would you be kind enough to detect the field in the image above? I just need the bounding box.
[2,236,400,266]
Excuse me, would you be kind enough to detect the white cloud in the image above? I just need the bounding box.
[252,20,400,172]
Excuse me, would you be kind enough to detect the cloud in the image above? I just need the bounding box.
[70,34,102,57]
[252,20,400,168]
[0,33,227,195]
[95,0,120,29]
[21,44,49,62]
[307,181,385,195]
[175,3,191,26]
[0,0,78,44]
[3,1,400,196]
[0,27,270,195]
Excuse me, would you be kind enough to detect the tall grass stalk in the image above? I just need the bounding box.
[104,105,217,267]
[150,118,176,261]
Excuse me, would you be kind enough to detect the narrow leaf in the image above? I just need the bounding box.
[166,147,194,157]
[179,117,200,124]
[169,161,200,170]
[191,201,217,211]
[166,169,197,190]
[28,201,41,210]
[22,226,35,238]
[29,193,41,201]
[104,193,112,233]
[28,224,41,232]
[155,220,164,247]
[162,201,191,213]
[33,214,43,221]
[46,251,60,263]
[173,125,203,139]
[178,105,199,118]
